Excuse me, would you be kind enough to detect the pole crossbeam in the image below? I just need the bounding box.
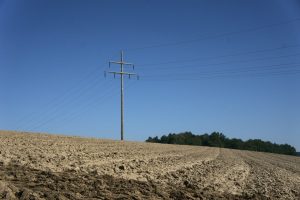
[109,61,134,66]
[108,71,137,75]
[105,51,138,140]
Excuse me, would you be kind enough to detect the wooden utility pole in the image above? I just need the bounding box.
[106,51,138,140]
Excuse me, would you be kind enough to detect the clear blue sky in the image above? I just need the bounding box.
[1,0,300,150]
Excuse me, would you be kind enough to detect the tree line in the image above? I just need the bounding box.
[146,132,297,156]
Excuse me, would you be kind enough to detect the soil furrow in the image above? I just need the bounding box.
[0,131,299,199]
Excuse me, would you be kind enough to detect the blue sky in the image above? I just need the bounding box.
[0,0,300,150]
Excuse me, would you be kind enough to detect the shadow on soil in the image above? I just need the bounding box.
[0,161,260,200]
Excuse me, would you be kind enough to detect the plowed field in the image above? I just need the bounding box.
[0,131,299,199]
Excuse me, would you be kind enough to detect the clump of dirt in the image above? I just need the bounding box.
[0,161,253,200]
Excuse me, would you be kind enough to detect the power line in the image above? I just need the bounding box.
[15,65,104,130]
[139,52,300,73]
[142,70,300,81]
[125,18,300,51]
[138,44,300,68]
[24,75,110,131]
[27,59,299,131]
[141,63,300,81]
[56,80,137,132]
[12,16,300,132]
[33,81,120,133]
[27,79,116,132]
[144,64,300,77]
[144,62,300,77]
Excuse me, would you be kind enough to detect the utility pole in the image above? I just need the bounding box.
[105,51,138,140]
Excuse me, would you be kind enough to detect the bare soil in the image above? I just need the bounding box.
[0,131,299,199]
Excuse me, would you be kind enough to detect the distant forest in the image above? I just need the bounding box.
[146,132,297,156]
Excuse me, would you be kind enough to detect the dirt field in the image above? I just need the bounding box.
[0,131,299,199]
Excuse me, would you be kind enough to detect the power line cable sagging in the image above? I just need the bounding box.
[141,62,300,81]
[17,67,121,133]
[14,18,300,133]
[15,65,104,131]
[125,18,300,51]
[138,44,300,68]
[28,79,117,132]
